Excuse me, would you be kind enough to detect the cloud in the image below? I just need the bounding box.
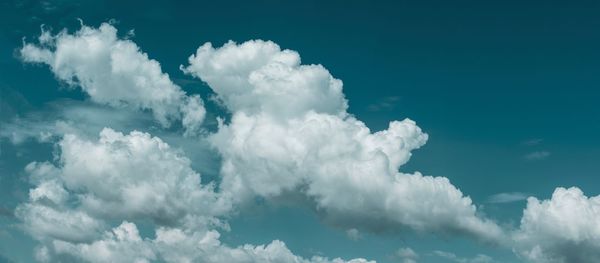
[0,99,222,182]
[15,24,579,262]
[16,181,106,243]
[486,192,528,204]
[184,40,504,243]
[432,250,494,263]
[512,187,600,262]
[523,151,550,161]
[15,129,370,262]
[48,221,373,263]
[181,40,347,119]
[20,23,205,135]
[395,247,419,263]
[345,228,361,241]
[366,96,400,112]
[521,138,543,146]
[18,128,230,231]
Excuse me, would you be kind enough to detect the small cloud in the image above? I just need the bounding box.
[396,247,419,263]
[524,151,550,161]
[345,228,361,241]
[433,250,494,263]
[487,192,528,204]
[522,138,543,146]
[367,96,400,112]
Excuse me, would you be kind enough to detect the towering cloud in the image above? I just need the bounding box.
[182,40,504,242]
[512,187,600,262]
[20,23,205,134]
[17,129,369,262]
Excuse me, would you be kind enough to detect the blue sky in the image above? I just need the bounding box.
[2,1,600,262]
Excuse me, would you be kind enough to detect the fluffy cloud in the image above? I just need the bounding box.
[20,23,205,134]
[513,187,600,262]
[48,221,372,263]
[182,40,347,119]
[17,129,369,262]
[183,40,504,242]
[18,128,229,230]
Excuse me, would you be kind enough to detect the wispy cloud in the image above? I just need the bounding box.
[367,96,400,112]
[487,192,528,204]
[524,151,550,161]
[345,228,361,241]
[522,138,543,146]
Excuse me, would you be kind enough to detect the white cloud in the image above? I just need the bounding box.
[432,251,494,263]
[512,187,600,262]
[396,247,419,263]
[20,128,230,229]
[16,129,369,262]
[20,23,205,134]
[487,192,528,204]
[52,222,156,263]
[16,203,105,243]
[181,40,347,119]
[49,221,373,263]
[14,25,567,261]
[184,40,505,243]
[15,178,105,243]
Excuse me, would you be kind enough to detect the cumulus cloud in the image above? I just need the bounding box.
[20,23,205,134]
[16,129,369,262]
[512,187,600,262]
[183,40,504,242]
[18,128,229,231]
[181,40,347,119]
[48,221,372,263]
[395,247,419,263]
[14,24,552,262]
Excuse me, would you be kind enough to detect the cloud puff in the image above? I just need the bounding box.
[16,129,369,262]
[184,40,504,242]
[49,221,372,263]
[512,187,600,262]
[395,247,419,263]
[18,128,229,231]
[20,23,205,134]
[181,40,347,119]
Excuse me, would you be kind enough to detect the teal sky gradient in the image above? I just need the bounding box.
[2,1,600,262]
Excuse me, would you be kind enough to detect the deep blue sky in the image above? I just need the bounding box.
[2,0,600,262]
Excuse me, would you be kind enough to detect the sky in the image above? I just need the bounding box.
[1,0,600,262]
